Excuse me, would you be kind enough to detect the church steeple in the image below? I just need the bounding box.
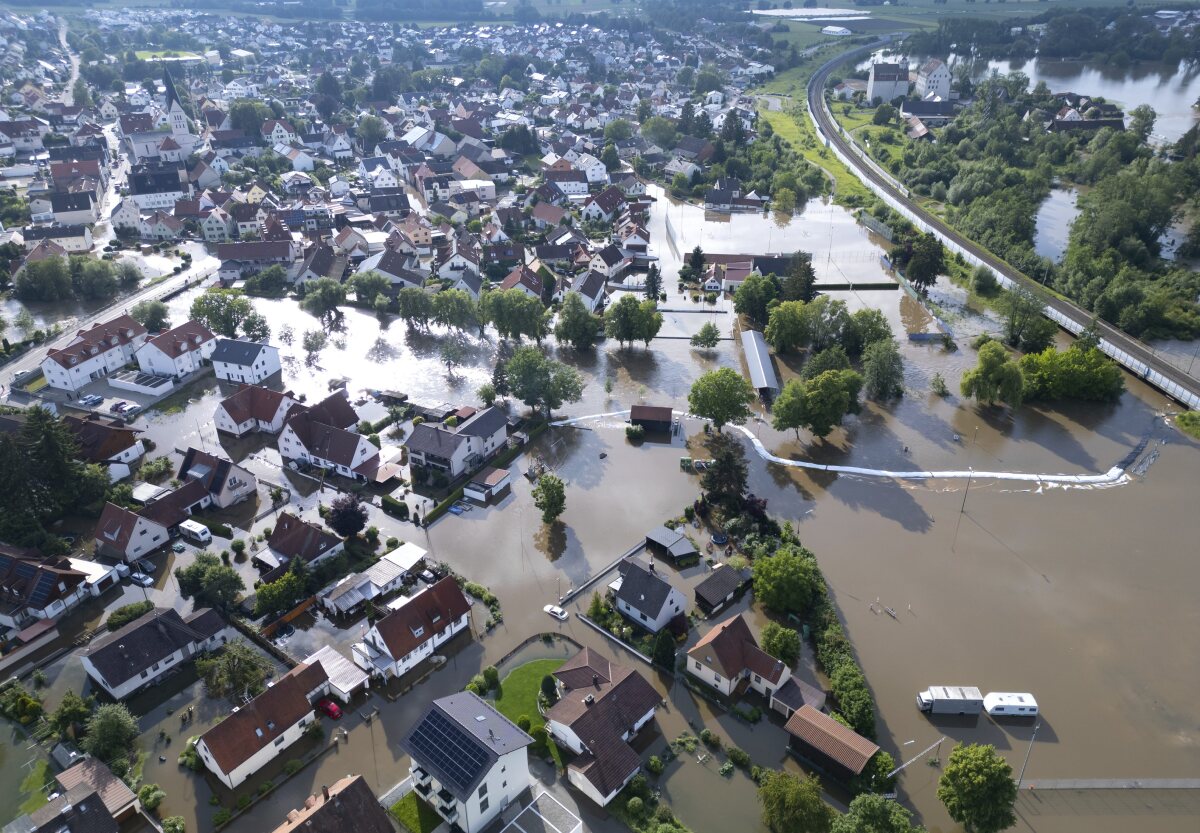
[161,62,189,138]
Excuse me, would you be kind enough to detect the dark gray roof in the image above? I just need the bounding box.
[2,785,116,833]
[400,692,532,801]
[457,406,506,438]
[772,677,828,714]
[51,192,95,212]
[83,607,205,688]
[405,422,468,456]
[615,559,675,617]
[695,564,750,608]
[210,338,269,366]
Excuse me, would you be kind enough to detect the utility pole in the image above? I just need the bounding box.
[952,467,972,553]
[1016,721,1042,789]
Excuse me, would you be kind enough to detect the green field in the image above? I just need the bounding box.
[135,49,201,60]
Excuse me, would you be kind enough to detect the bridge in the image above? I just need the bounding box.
[805,43,1200,410]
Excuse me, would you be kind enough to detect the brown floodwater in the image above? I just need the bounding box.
[9,191,1198,833]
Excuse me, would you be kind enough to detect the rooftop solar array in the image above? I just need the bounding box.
[407,707,490,797]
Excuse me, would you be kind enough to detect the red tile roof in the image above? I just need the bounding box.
[784,705,879,775]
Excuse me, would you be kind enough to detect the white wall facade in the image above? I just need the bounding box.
[213,347,281,383]
[196,711,313,789]
[81,644,190,700]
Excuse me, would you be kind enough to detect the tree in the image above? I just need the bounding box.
[758,770,833,833]
[604,294,641,347]
[873,103,897,125]
[753,545,823,617]
[81,703,139,763]
[477,382,497,407]
[228,98,274,135]
[1019,345,1124,402]
[72,259,119,301]
[328,493,368,538]
[905,233,945,293]
[505,347,585,417]
[694,69,724,96]
[604,118,633,143]
[863,339,905,400]
[1129,104,1156,144]
[316,70,341,99]
[196,639,271,700]
[348,270,390,304]
[484,289,546,342]
[601,143,620,172]
[831,794,924,833]
[641,116,677,148]
[357,115,388,151]
[301,277,345,323]
[555,292,598,350]
[937,744,1017,833]
[678,100,696,136]
[800,345,850,381]
[175,551,245,610]
[137,783,166,812]
[643,264,661,300]
[733,272,779,326]
[801,296,851,351]
[130,299,170,331]
[241,310,270,342]
[961,341,1024,409]
[243,264,287,295]
[688,368,755,430]
[432,288,479,332]
[49,690,93,739]
[541,674,559,703]
[844,308,893,357]
[72,78,92,108]
[532,473,566,524]
[190,288,259,338]
[765,301,808,353]
[14,256,73,301]
[805,370,861,437]
[162,817,185,833]
[771,379,809,441]
[652,629,676,668]
[761,622,801,665]
[972,264,999,296]
[700,432,749,505]
[301,329,327,359]
[440,337,466,375]
[253,567,307,619]
[781,253,817,303]
[1000,288,1056,353]
[690,321,721,349]
[396,286,433,330]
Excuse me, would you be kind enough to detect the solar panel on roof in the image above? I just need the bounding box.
[29,574,55,606]
[408,708,489,796]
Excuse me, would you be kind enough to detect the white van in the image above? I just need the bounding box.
[179,519,212,544]
[984,692,1038,717]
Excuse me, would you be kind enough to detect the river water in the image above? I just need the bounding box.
[6,188,1200,833]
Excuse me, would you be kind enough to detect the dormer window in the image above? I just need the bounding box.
[410,625,424,638]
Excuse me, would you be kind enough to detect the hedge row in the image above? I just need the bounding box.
[381,494,410,519]
[811,590,877,740]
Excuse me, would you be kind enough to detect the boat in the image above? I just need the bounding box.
[984,692,1038,717]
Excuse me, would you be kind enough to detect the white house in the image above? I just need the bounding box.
[196,660,328,788]
[404,406,508,478]
[351,577,471,679]
[278,409,380,481]
[211,339,281,384]
[214,384,298,437]
[613,559,686,634]
[686,613,792,699]
[63,414,146,483]
[574,153,609,185]
[866,62,909,104]
[134,320,216,379]
[261,119,299,145]
[545,648,661,806]
[176,447,257,509]
[401,692,533,833]
[0,547,90,630]
[92,502,170,562]
[41,315,148,392]
[81,607,232,700]
[915,58,952,101]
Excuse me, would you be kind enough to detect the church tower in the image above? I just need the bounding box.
[162,64,189,137]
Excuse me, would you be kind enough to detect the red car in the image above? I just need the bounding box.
[316,699,342,719]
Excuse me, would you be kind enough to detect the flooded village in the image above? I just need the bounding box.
[0,6,1199,833]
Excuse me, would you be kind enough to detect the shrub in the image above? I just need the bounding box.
[517,715,532,732]
[465,675,488,695]
[727,748,751,769]
[236,795,251,811]
[626,797,645,819]
[719,761,734,776]
[381,494,410,519]
[230,539,246,556]
[106,600,154,631]
[283,759,303,776]
[258,780,273,796]
[162,817,185,833]
[138,784,166,812]
[304,721,324,740]
[625,424,645,441]
[931,372,950,397]
[699,728,722,749]
[540,674,558,704]
[177,737,202,771]
[213,809,232,826]
[482,665,500,690]
[646,755,665,775]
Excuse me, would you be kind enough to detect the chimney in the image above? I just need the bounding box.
[321,785,329,802]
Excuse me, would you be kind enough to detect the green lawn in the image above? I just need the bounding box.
[1177,412,1200,440]
[18,760,55,815]
[758,106,871,206]
[389,793,442,833]
[491,659,562,730]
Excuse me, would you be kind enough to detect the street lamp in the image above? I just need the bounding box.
[1016,721,1042,789]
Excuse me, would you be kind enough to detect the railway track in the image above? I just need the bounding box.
[804,43,1200,409]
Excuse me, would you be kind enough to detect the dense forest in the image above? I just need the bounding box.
[859,73,1200,339]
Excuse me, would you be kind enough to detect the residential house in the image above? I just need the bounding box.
[915,58,951,101]
[196,661,328,788]
[319,556,408,617]
[41,315,148,392]
[352,577,471,679]
[498,264,542,300]
[177,447,256,509]
[404,406,508,478]
[50,192,98,226]
[134,320,216,379]
[568,270,607,314]
[613,559,686,634]
[139,210,185,241]
[580,186,624,224]
[590,244,630,280]
[0,784,117,833]
[81,607,231,700]
[268,775,395,833]
[22,224,92,252]
[214,384,298,437]
[62,414,145,482]
[686,614,791,699]
[92,502,170,562]
[261,119,299,145]
[401,692,532,833]
[545,169,589,196]
[0,546,89,629]
[257,511,344,578]
[53,758,139,823]
[278,404,381,482]
[201,206,235,241]
[545,648,661,806]
[211,339,282,384]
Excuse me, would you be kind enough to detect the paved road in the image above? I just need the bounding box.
[806,44,1200,409]
[58,21,80,107]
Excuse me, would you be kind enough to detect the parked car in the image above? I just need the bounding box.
[171,542,186,553]
[79,394,102,407]
[109,401,129,413]
[316,699,342,719]
[543,605,569,622]
[419,569,436,584]
[129,572,153,587]
[136,558,155,574]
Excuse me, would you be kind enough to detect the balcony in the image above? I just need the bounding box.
[414,781,432,798]
[412,766,431,786]
[436,788,455,807]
